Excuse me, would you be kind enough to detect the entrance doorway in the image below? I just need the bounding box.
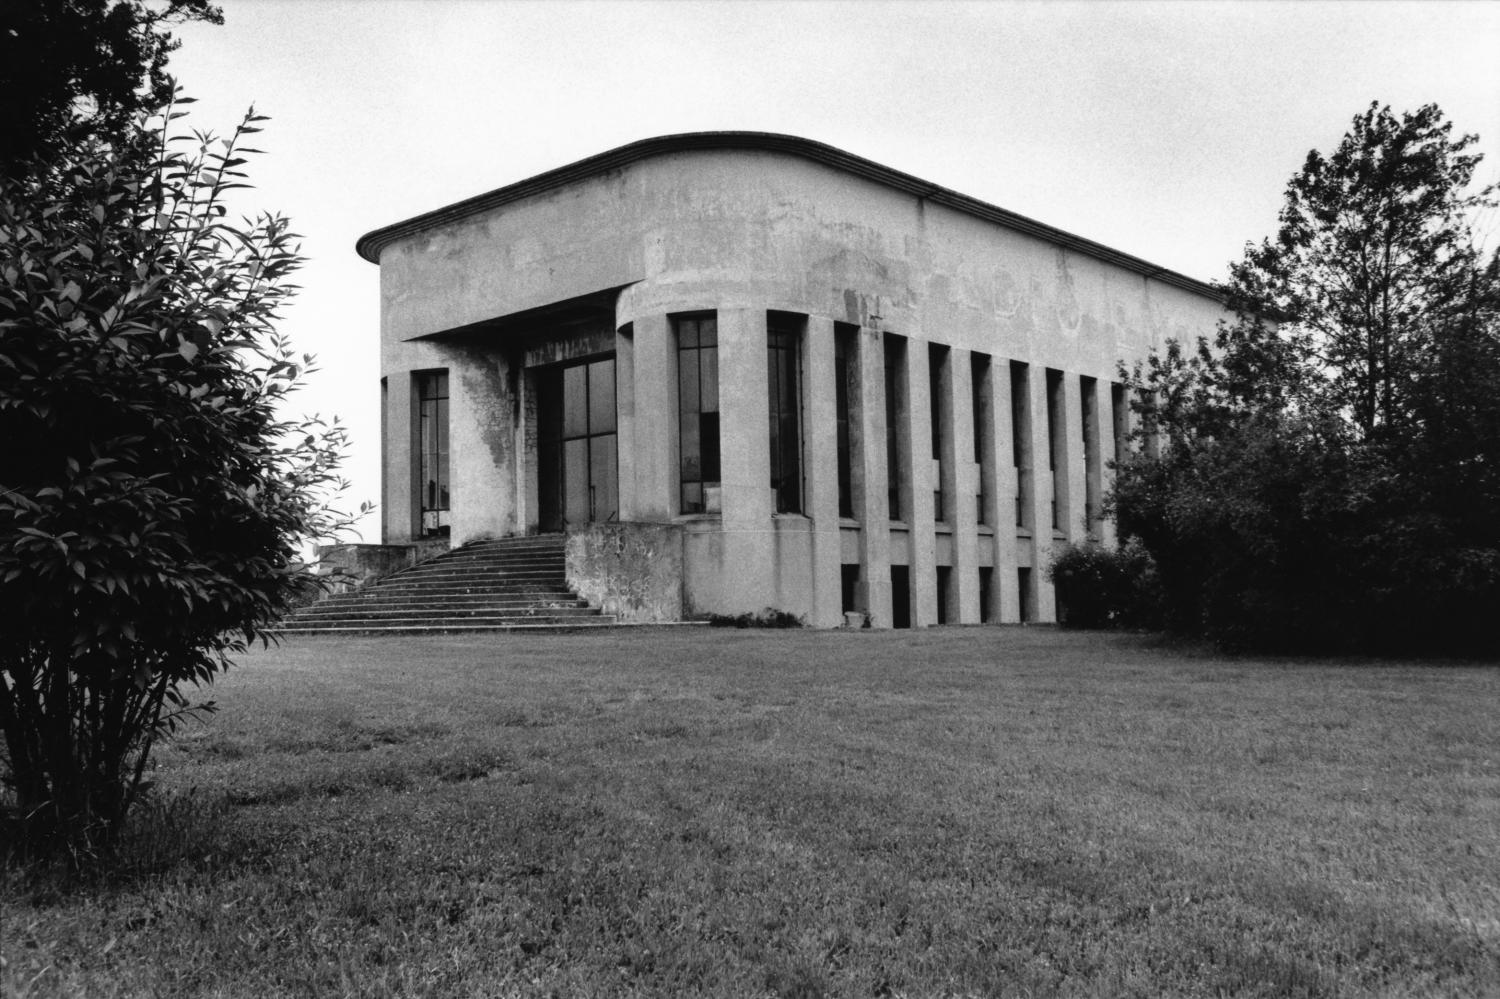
[538,356,618,532]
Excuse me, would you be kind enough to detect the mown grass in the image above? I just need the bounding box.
[3,628,1497,998]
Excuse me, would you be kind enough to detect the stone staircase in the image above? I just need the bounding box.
[279,535,618,634]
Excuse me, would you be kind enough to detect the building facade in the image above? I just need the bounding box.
[357,133,1227,627]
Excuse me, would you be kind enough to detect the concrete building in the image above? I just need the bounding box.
[356,132,1227,628]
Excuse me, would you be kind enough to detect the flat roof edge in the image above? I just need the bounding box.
[354,131,1225,302]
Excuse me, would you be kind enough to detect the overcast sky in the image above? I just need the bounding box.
[166,0,1500,544]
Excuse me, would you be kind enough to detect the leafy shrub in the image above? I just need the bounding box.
[708,608,805,629]
[1049,540,1162,630]
[0,97,361,860]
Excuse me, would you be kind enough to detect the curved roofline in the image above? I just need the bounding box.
[354,131,1224,302]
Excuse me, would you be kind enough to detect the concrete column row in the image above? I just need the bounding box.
[384,306,1118,627]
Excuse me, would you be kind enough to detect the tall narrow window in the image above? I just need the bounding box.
[1046,368,1064,532]
[677,314,720,513]
[1111,381,1129,464]
[1081,375,1101,538]
[767,312,803,514]
[1010,361,1031,529]
[834,325,857,518]
[929,343,948,523]
[971,353,991,525]
[416,370,450,537]
[884,334,907,522]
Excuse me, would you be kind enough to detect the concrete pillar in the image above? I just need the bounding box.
[1028,364,1056,622]
[804,316,844,627]
[947,348,980,624]
[517,365,539,534]
[903,340,937,627]
[991,360,1021,622]
[384,370,416,544]
[630,313,676,521]
[614,326,639,521]
[1061,372,1086,543]
[854,328,892,627]
[717,308,775,613]
[450,345,516,544]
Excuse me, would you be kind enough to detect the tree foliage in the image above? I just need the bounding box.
[0,96,360,857]
[1112,103,1500,653]
[0,0,222,181]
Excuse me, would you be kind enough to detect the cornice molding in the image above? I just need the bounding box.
[354,131,1224,303]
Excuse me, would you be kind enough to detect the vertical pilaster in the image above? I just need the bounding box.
[855,328,892,627]
[992,361,1021,622]
[1028,364,1056,622]
[904,341,937,627]
[1062,372,1086,542]
[630,313,676,521]
[804,316,843,627]
[718,308,774,613]
[948,348,980,623]
[614,326,639,521]
[384,370,416,544]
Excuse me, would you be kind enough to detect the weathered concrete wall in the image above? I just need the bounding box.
[565,522,684,623]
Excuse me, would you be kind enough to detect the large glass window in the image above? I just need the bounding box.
[929,343,948,523]
[834,325,857,518]
[417,370,450,537]
[1046,368,1064,532]
[562,358,617,525]
[676,314,720,513]
[1010,361,1031,529]
[971,352,991,525]
[884,334,907,521]
[1081,375,1101,538]
[768,313,803,514]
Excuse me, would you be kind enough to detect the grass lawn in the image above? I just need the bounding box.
[3,627,1498,998]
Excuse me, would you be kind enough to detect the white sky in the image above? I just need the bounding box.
[166,0,1500,543]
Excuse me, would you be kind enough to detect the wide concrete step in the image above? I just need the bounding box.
[277,621,623,635]
[280,614,615,632]
[310,592,589,609]
[374,579,569,593]
[375,568,569,583]
[297,605,602,621]
[431,541,566,556]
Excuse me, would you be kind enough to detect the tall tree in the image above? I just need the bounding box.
[1111,104,1500,653]
[0,0,222,180]
[1225,102,1496,440]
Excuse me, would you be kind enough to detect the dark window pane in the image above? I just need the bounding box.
[680,419,700,481]
[590,358,616,434]
[591,433,617,521]
[700,412,720,482]
[565,439,589,525]
[679,351,699,414]
[700,346,718,413]
[699,316,717,347]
